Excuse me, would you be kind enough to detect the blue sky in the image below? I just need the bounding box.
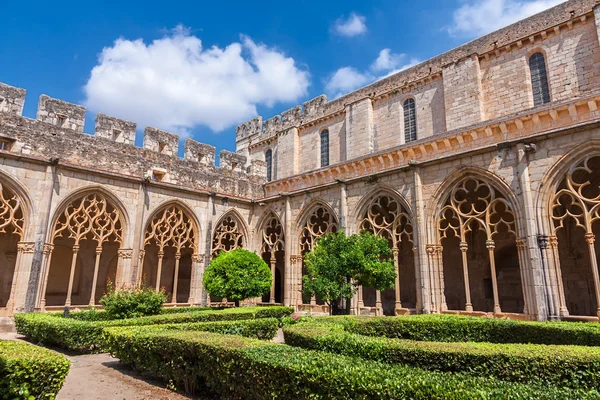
[0,0,564,156]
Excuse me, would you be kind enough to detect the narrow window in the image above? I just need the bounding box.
[158,141,167,153]
[403,98,417,143]
[320,129,329,167]
[112,129,122,141]
[265,149,272,182]
[529,52,550,106]
[56,115,66,128]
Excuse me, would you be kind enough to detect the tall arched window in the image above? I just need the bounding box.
[265,149,272,182]
[529,52,550,106]
[320,130,329,167]
[403,98,417,143]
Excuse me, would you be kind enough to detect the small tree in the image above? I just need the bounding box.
[203,248,272,306]
[302,230,396,315]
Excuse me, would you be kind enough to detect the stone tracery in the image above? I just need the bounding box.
[0,182,25,309]
[260,213,285,303]
[211,215,244,258]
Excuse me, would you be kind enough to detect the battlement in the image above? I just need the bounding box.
[0,81,267,198]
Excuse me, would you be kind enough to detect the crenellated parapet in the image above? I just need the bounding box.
[0,82,266,199]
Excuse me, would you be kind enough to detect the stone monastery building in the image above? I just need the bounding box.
[1,0,600,321]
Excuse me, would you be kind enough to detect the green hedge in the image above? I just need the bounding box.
[65,306,218,321]
[0,340,70,400]
[103,327,598,399]
[341,314,600,345]
[15,306,292,352]
[118,318,280,340]
[283,324,600,390]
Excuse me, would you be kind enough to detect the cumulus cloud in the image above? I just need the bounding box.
[325,49,419,98]
[449,0,565,37]
[332,13,367,37]
[83,26,310,136]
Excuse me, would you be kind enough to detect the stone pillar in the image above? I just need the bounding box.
[269,254,276,303]
[585,233,600,319]
[116,248,133,289]
[284,196,292,306]
[412,166,429,313]
[65,244,80,307]
[155,250,164,292]
[486,240,502,314]
[89,246,103,306]
[460,241,473,312]
[548,236,568,317]
[515,239,529,316]
[37,243,54,311]
[203,193,216,305]
[131,182,147,283]
[171,252,181,304]
[393,248,402,310]
[8,242,35,313]
[515,143,551,320]
[189,254,204,305]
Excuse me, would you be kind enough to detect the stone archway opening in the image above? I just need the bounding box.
[438,177,524,315]
[260,214,284,304]
[0,182,24,309]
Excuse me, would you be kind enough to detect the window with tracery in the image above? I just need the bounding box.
[212,215,244,258]
[320,130,329,168]
[0,183,24,240]
[261,214,284,257]
[53,193,123,245]
[144,205,196,253]
[299,206,338,254]
[265,149,273,182]
[403,98,417,143]
[529,52,550,107]
[360,195,413,247]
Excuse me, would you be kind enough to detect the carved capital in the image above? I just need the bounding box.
[548,236,558,248]
[157,250,165,257]
[515,238,526,250]
[43,243,55,255]
[426,244,436,255]
[585,232,595,245]
[175,252,182,260]
[17,242,35,253]
[191,253,205,263]
[139,249,145,260]
[117,249,133,259]
[459,241,468,252]
[290,254,303,263]
[485,239,495,250]
[537,234,549,250]
[72,244,80,252]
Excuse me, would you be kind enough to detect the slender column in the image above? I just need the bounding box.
[171,252,181,303]
[155,250,164,292]
[393,247,402,310]
[65,244,80,307]
[116,249,133,289]
[375,290,382,315]
[460,241,473,312]
[515,239,529,315]
[89,246,103,306]
[284,196,292,306]
[270,253,276,303]
[436,245,447,311]
[189,254,204,304]
[137,249,146,285]
[357,285,364,309]
[6,247,21,312]
[585,233,600,318]
[549,236,568,316]
[486,240,502,314]
[426,245,437,312]
[39,244,54,311]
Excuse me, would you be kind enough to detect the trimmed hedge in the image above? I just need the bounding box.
[120,317,280,340]
[15,306,292,352]
[283,324,600,390]
[66,306,217,321]
[103,327,599,399]
[0,340,70,399]
[339,314,600,345]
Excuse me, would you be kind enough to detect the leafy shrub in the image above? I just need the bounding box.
[283,324,600,390]
[203,249,271,305]
[346,314,600,345]
[0,340,70,399]
[66,305,217,322]
[15,306,293,353]
[107,318,280,341]
[99,285,166,319]
[103,328,597,399]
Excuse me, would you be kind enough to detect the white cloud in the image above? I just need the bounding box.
[449,0,565,37]
[325,49,419,98]
[333,13,367,37]
[83,26,310,136]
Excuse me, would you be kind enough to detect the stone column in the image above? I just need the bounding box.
[38,243,54,311]
[436,245,447,311]
[155,250,164,292]
[171,252,181,304]
[284,196,292,306]
[116,248,133,289]
[460,241,473,312]
[131,182,147,283]
[515,239,529,315]
[375,290,382,315]
[7,242,35,313]
[585,233,600,319]
[65,244,80,307]
[189,254,204,305]
[548,236,568,317]
[269,253,276,303]
[89,246,103,306]
[393,247,402,310]
[136,249,146,285]
[412,165,429,313]
[486,240,502,314]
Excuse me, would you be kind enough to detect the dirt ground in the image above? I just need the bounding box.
[0,332,215,400]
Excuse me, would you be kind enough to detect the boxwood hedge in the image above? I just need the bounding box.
[283,323,600,390]
[331,314,600,345]
[103,327,599,399]
[0,340,70,400]
[15,306,292,352]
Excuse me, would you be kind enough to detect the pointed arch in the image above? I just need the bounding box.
[295,199,339,230]
[211,208,249,258]
[258,210,285,304]
[352,185,414,231]
[429,167,524,316]
[0,169,33,241]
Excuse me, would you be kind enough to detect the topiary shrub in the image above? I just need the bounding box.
[203,249,271,306]
[99,284,166,320]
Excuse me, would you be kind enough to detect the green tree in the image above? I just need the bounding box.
[203,248,272,306]
[302,230,396,315]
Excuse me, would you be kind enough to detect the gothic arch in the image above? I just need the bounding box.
[352,185,414,231]
[258,211,285,304]
[42,186,128,308]
[355,187,415,314]
[0,171,31,311]
[536,140,600,318]
[295,199,339,231]
[430,167,525,315]
[211,209,248,258]
[141,200,200,304]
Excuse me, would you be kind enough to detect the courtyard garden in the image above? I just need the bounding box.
[7,239,600,399]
